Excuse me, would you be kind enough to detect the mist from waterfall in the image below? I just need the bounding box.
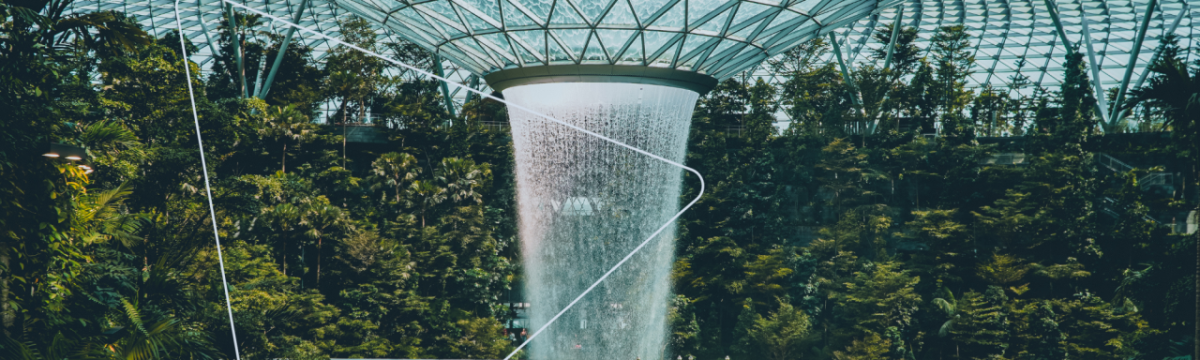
[504,83,699,360]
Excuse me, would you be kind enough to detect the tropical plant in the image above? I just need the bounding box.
[746,302,812,360]
[258,104,318,173]
[1123,34,1200,359]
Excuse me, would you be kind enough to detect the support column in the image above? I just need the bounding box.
[465,74,480,103]
[197,0,221,66]
[434,55,456,117]
[259,0,311,99]
[1111,0,1157,121]
[225,3,249,98]
[1115,1,1182,123]
[883,6,905,71]
[1132,5,1186,90]
[1079,12,1111,125]
[1043,0,1075,53]
[874,6,905,129]
[829,32,864,113]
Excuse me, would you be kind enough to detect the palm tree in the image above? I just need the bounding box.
[266,202,300,276]
[436,157,489,206]
[1,186,211,359]
[1123,55,1199,141]
[1122,35,1200,359]
[325,17,385,165]
[96,299,196,359]
[258,105,316,173]
[370,152,422,205]
[79,121,140,152]
[215,10,273,97]
[299,200,344,286]
[0,0,151,61]
[410,180,446,228]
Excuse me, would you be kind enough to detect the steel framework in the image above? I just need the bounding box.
[820,0,1197,93]
[65,0,1199,123]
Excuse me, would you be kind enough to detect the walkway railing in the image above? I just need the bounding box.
[1098,153,1134,172]
[1099,197,1160,224]
[1097,153,1175,192]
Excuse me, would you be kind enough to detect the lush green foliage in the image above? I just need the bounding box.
[669,25,1200,360]
[3,2,1199,360]
[2,2,516,359]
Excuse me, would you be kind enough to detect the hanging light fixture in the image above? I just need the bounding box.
[43,143,88,161]
[44,143,93,174]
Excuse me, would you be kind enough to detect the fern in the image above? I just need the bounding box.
[121,298,148,336]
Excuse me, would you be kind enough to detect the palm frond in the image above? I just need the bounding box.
[0,334,43,360]
[937,315,959,338]
[121,298,147,335]
[932,297,955,315]
[80,121,139,150]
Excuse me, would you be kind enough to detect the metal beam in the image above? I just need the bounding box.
[883,6,904,70]
[466,74,480,103]
[968,0,993,66]
[982,30,1011,87]
[259,0,311,99]
[1079,10,1111,125]
[251,52,266,97]
[1141,4,1188,86]
[1141,2,1187,86]
[434,55,456,118]
[830,31,869,133]
[873,6,905,126]
[848,13,879,63]
[829,32,863,109]
[1108,0,1166,122]
[1034,35,1059,89]
[984,0,1016,88]
[197,0,221,65]
[225,3,249,98]
[1043,0,1075,53]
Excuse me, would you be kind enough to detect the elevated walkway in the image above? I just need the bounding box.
[324,121,512,144]
[327,123,389,144]
[1095,152,1194,234]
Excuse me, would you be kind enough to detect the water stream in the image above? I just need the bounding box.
[505,82,699,360]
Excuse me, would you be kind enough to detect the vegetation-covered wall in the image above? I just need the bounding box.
[2,2,1199,359]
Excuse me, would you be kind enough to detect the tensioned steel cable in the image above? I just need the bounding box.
[184,2,707,359]
[172,1,243,360]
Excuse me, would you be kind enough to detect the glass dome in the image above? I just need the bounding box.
[65,0,1197,92]
[828,0,1198,90]
[332,0,900,81]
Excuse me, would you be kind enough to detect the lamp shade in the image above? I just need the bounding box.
[44,143,88,162]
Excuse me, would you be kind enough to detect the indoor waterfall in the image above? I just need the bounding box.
[505,82,699,360]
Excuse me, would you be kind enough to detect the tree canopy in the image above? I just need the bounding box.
[3,2,1199,360]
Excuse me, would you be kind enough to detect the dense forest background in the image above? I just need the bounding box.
[3,1,1200,359]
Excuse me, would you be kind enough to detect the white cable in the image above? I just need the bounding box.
[173,2,243,359]
[216,3,707,359]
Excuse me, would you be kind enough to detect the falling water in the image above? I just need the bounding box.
[505,83,699,360]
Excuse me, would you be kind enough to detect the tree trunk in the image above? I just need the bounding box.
[359,92,367,124]
[1,254,10,336]
[316,236,322,285]
[339,98,350,168]
[282,143,287,173]
[283,227,288,276]
[343,122,348,168]
[238,34,247,96]
[1194,164,1199,360]
[299,240,305,289]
